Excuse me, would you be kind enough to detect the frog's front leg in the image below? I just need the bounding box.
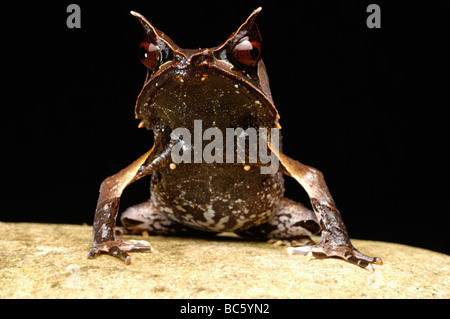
[269,145,383,268]
[88,143,173,264]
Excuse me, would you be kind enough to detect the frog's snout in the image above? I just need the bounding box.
[190,49,215,65]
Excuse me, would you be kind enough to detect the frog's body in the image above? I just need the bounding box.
[88,8,382,269]
[130,57,286,234]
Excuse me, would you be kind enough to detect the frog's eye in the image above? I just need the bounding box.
[139,40,161,71]
[231,39,262,68]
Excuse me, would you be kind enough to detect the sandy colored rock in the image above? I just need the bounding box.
[0,222,448,298]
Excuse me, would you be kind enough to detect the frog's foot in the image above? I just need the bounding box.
[237,198,320,242]
[287,235,383,269]
[88,238,156,265]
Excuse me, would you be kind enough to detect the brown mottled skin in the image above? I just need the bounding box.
[88,8,382,268]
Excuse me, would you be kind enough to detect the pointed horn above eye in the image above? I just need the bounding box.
[241,7,262,32]
[216,7,262,52]
[130,11,180,51]
[130,11,158,37]
[233,7,262,37]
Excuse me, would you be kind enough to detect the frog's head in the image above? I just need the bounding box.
[132,8,280,132]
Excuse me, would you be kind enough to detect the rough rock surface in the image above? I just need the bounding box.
[0,222,448,298]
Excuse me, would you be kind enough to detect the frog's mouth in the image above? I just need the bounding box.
[135,66,279,132]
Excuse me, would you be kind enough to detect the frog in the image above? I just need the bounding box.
[88,7,382,269]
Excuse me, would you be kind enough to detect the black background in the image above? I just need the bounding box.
[4,0,448,254]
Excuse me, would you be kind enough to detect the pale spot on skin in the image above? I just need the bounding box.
[175,205,186,212]
[101,224,109,239]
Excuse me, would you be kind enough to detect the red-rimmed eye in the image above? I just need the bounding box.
[231,40,262,68]
[139,40,160,71]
